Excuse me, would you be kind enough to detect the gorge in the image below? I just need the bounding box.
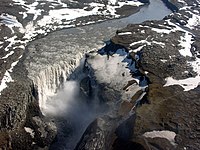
[0,0,200,150]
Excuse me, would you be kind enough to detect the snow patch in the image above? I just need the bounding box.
[0,56,22,95]
[178,32,193,57]
[160,59,168,63]
[118,32,132,35]
[186,13,200,29]
[164,57,200,91]
[143,130,176,145]
[177,0,187,5]
[1,51,14,59]
[130,40,151,47]
[130,45,144,53]
[152,41,165,48]
[151,27,172,34]
[24,127,35,138]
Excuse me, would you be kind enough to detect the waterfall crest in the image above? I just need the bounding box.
[29,53,83,114]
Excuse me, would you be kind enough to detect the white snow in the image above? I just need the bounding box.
[178,32,193,57]
[177,0,187,4]
[24,127,35,138]
[118,32,132,35]
[130,40,151,47]
[151,27,172,34]
[4,35,17,51]
[143,130,176,145]
[164,57,200,91]
[130,45,145,53]
[152,41,165,48]
[186,13,200,29]
[1,51,14,59]
[0,71,13,95]
[160,59,168,63]
[0,56,22,95]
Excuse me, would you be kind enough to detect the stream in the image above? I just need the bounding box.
[24,0,172,149]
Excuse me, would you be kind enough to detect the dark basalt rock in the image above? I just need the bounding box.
[75,117,117,150]
[80,76,93,99]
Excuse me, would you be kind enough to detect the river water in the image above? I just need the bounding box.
[25,0,171,149]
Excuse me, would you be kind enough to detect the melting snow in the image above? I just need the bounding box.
[143,130,177,145]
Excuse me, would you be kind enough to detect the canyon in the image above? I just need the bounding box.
[0,0,200,150]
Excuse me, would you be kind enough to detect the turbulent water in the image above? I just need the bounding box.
[24,0,172,149]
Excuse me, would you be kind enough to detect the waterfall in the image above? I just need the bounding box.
[30,53,83,114]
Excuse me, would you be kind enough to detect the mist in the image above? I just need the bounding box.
[43,71,106,150]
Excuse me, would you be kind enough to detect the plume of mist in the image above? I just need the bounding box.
[44,78,105,150]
